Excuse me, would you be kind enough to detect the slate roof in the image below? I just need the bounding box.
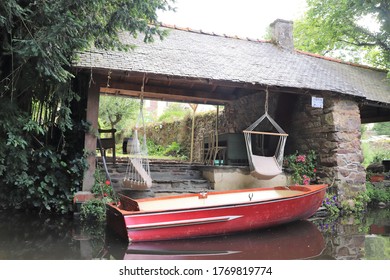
[74,26,390,105]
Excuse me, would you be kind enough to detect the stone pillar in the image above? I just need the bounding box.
[328,97,366,200]
[82,82,100,191]
[289,94,366,200]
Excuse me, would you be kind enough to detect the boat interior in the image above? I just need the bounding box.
[117,186,311,213]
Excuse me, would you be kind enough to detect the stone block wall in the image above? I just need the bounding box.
[144,110,229,162]
[223,90,279,133]
[288,92,366,200]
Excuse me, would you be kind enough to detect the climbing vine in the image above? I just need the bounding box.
[0,0,174,213]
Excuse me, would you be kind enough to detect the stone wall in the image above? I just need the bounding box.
[144,110,228,162]
[223,91,279,133]
[288,92,366,200]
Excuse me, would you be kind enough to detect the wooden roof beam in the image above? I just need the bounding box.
[100,87,230,105]
[101,80,236,103]
[106,70,265,91]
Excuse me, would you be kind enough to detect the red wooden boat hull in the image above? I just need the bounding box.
[106,184,327,242]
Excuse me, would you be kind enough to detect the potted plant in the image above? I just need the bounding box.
[370,174,385,183]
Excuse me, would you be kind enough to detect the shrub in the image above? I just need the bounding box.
[284,150,317,185]
[80,199,107,223]
[322,192,340,217]
[80,169,117,223]
[146,139,165,156]
[366,182,390,205]
[340,191,370,215]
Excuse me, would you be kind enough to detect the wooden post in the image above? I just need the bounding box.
[82,82,100,191]
[215,105,219,163]
[189,104,198,163]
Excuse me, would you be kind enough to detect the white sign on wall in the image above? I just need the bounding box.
[311,97,324,108]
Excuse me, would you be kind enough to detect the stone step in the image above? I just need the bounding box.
[153,179,211,191]
[102,161,212,196]
[106,163,205,180]
[108,170,204,181]
[151,171,203,180]
[150,165,204,178]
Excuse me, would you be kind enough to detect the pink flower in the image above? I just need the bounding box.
[105,180,111,186]
[296,155,306,163]
[303,175,310,185]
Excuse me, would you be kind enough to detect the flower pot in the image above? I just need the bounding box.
[370,175,385,183]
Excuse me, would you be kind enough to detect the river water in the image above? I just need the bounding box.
[0,208,389,260]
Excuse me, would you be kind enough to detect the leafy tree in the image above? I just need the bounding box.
[0,0,174,213]
[294,0,389,71]
[98,95,139,139]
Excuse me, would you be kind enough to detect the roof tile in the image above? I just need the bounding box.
[74,26,390,104]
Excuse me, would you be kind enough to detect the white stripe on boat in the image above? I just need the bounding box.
[127,215,242,231]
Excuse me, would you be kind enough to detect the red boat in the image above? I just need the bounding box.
[106,184,327,242]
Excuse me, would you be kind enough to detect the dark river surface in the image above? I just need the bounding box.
[0,208,389,260]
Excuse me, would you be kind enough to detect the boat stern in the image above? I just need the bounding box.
[106,203,130,241]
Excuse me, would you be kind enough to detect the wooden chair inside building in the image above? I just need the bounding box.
[203,132,227,166]
[97,128,117,164]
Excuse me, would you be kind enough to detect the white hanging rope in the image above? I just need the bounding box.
[123,74,152,189]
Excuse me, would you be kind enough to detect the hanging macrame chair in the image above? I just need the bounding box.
[122,75,153,190]
[243,88,288,180]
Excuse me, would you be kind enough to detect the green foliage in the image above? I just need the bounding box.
[340,191,370,215]
[361,123,390,167]
[80,169,117,222]
[284,150,317,185]
[0,100,88,213]
[164,141,183,157]
[322,192,340,217]
[366,182,390,205]
[361,141,376,167]
[98,95,139,134]
[91,168,116,201]
[294,0,389,71]
[80,199,107,223]
[0,0,174,212]
[146,139,166,156]
[362,142,390,166]
[158,103,190,123]
[373,122,390,136]
[321,190,370,218]
[372,151,390,163]
[146,139,187,160]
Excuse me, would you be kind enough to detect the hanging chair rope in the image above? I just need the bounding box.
[243,88,288,179]
[123,74,152,189]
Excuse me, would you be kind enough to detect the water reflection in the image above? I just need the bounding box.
[0,208,389,260]
[312,208,390,260]
[0,210,105,260]
[104,221,325,260]
[365,209,390,260]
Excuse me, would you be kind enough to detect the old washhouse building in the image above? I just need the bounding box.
[73,19,390,201]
